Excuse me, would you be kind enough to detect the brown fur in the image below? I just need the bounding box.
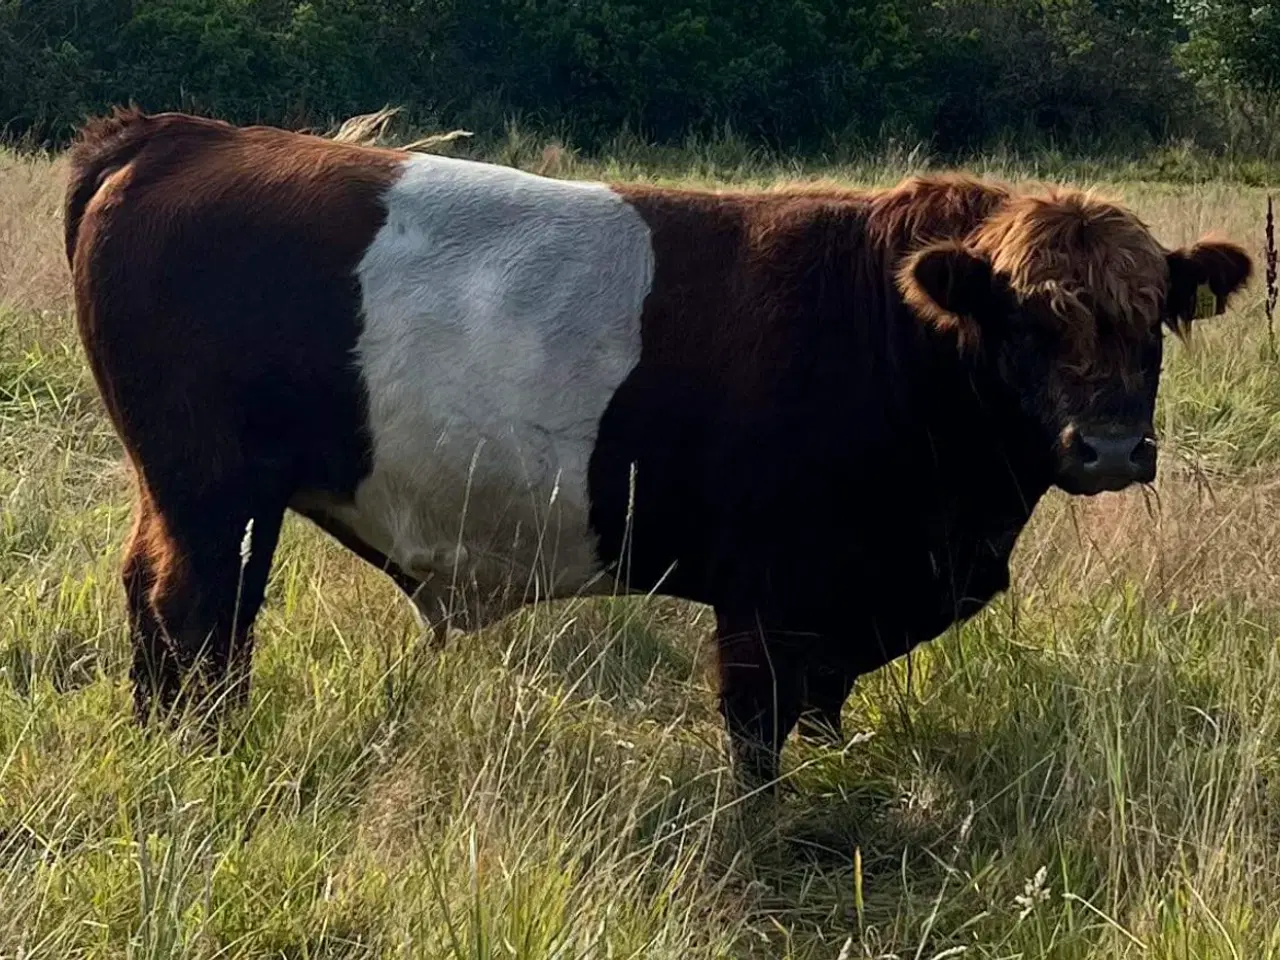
[967,188,1168,366]
[897,239,992,351]
[607,172,1251,783]
[65,110,1252,787]
[618,172,1242,368]
[67,109,403,719]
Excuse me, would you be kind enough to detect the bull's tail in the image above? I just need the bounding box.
[63,106,153,266]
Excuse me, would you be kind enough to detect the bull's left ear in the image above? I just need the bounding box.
[899,240,1010,346]
[1165,238,1253,332]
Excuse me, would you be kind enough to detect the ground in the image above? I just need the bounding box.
[2,136,1279,958]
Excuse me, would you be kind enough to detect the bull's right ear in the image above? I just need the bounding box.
[898,240,1005,346]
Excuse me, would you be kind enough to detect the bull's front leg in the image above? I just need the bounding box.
[798,662,856,745]
[713,610,806,788]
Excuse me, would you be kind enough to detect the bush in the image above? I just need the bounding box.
[447,0,923,145]
[918,0,1192,150]
[0,0,1276,155]
[1177,0,1280,158]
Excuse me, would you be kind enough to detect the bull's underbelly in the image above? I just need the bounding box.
[307,436,624,629]
[298,472,1023,646]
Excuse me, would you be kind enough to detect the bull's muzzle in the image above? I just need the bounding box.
[1059,425,1157,494]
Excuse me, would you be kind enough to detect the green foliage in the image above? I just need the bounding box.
[921,0,1192,149]
[0,0,1277,154]
[1182,0,1280,97]
[1174,0,1280,157]
[450,0,924,143]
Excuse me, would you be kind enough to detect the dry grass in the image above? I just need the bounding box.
[2,138,1279,958]
[0,151,71,319]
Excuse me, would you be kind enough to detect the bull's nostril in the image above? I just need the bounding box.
[1072,432,1099,465]
[1076,433,1150,477]
[1132,436,1157,469]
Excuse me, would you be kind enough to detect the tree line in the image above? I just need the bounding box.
[2,0,1278,156]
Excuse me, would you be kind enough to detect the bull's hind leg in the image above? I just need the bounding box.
[123,485,180,720]
[128,473,287,725]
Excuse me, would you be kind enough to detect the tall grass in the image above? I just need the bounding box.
[2,135,1279,958]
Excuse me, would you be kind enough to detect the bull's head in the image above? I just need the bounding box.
[898,190,1253,495]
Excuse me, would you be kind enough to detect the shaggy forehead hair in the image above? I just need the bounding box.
[970,187,1169,357]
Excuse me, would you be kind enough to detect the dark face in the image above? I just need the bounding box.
[900,232,1253,498]
[989,300,1164,495]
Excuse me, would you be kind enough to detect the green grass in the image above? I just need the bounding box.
[425,120,1280,189]
[2,139,1280,957]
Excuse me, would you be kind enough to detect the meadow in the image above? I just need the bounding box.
[2,128,1279,958]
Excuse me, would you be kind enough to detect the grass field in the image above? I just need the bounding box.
[2,136,1280,959]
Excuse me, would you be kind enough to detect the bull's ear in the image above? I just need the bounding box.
[1165,238,1253,333]
[899,240,1006,346]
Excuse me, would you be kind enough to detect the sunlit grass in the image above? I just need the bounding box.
[2,136,1278,958]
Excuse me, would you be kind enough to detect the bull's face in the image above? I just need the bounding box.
[899,192,1253,495]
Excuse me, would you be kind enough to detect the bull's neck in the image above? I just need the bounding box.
[910,325,1053,535]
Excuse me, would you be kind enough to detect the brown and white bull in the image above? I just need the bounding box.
[64,109,1252,784]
